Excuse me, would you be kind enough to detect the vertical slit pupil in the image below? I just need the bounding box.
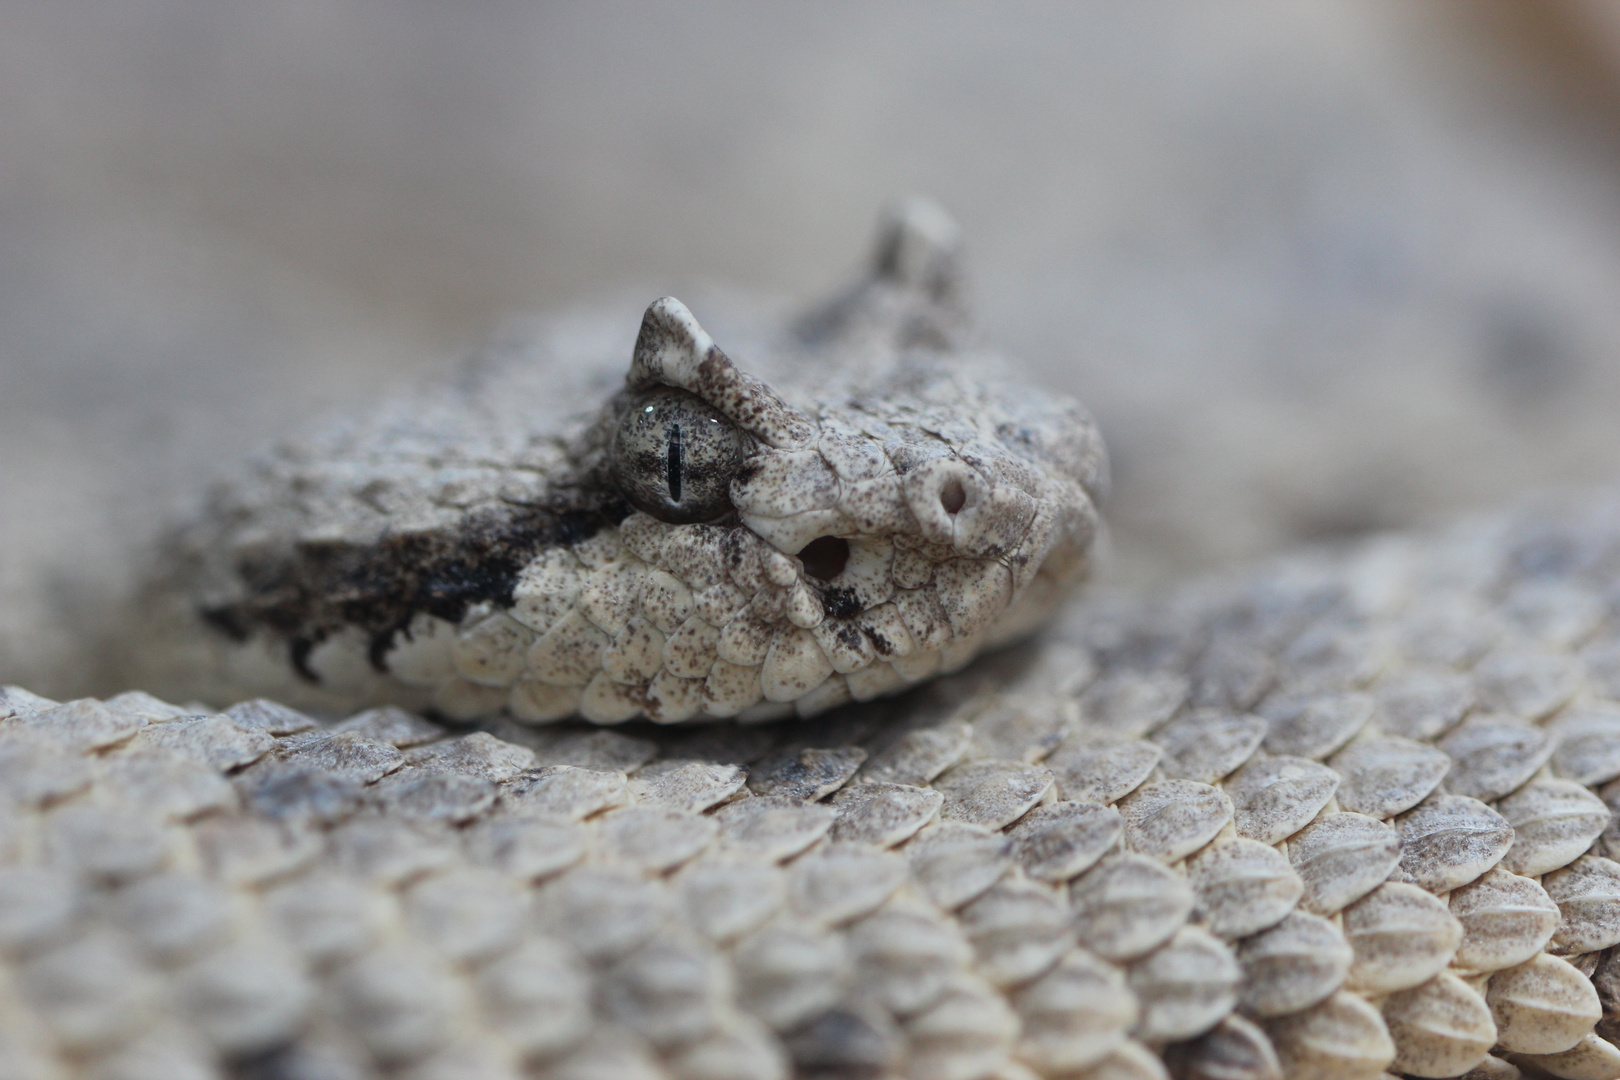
[667,424,683,504]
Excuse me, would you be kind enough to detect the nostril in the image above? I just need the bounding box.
[798,535,851,582]
[939,478,967,515]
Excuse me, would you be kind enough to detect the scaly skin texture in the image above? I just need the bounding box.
[10,494,1620,1080]
[8,208,1618,1080]
[124,200,1105,727]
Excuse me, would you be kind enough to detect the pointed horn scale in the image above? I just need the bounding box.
[628,296,814,450]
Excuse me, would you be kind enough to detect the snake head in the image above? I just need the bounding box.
[584,263,1105,723]
[143,201,1105,726]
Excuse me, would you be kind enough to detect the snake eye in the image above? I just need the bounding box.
[611,387,746,523]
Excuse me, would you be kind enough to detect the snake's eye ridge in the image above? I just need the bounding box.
[611,387,746,524]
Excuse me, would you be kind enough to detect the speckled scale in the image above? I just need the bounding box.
[1326,736,1450,820]
[1340,882,1461,994]
[1010,948,1137,1074]
[1391,793,1514,894]
[1261,991,1394,1080]
[1371,668,1475,743]
[1552,705,1620,787]
[827,781,942,847]
[1079,671,1188,737]
[1495,778,1610,877]
[1005,800,1122,883]
[1127,925,1240,1042]
[1259,690,1374,761]
[1486,953,1601,1055]
[1542,855,1620,957]
[1472,647,1584,722]
[714,796,836,862]
[1044,734,1162,806]
[1381,972,1495,1079]
[1234,911,1352,1019]
[1116,779,1234,864]
[1448,867,1561,972]
[932,758,1055,829]
[1153,710,1267,785]
[1164,1014,1281,1080]
[786,845,909,927]
[845,900,970,1016]
[1069,853,1195,962]
[1286,813,1403,916]
[1438,717,1556,803]
[1224,755,1340,846]
[1186,837,1301,941]
[903,821,1013,911]
[956,875,1076,988]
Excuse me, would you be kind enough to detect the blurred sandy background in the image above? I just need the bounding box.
[7,1,1620,696]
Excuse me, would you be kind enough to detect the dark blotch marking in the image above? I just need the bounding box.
[202,494,624,685]
[862,627,894,656]
[822,586,862,621]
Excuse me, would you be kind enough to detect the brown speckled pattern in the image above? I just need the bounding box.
[9,493,1620,1079]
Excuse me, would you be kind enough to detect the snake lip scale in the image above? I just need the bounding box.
[5,200,1619,1080]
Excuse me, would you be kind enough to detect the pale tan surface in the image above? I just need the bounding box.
[8,1,1620,695]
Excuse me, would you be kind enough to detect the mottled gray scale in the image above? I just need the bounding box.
[1233,911,1352,1019]
[1287,813,1403,916]
[1079,671,1188,737]
[827,781,942,847]
[1495,779,1610,877]
[1070,854,1194,962]
[1116,779,1233,864]
[1010,949,1136,1074]
[1126,925,1240,1042]
[1187,837,1302,940]
[1259,690,1373,761]
[1543,856,1620,957]
[1392,794,1515,894]
[787,847,908,926]
[1550,705,1620,786]
[1371,668,1475,743]
[933,759,1055,829]
[626,759,747,813]
[1327,736,1450,820]
[903,821,1013,911]
[1438,717,1555,802]
[746,745,867,801]
[1449,867,1560,972]
[1005,800,1122,883]
[957,876,1076,988]
[1340,882,1460,994]
[1153,710,1267,785]
[1225,755,1340,846]
[1472,647,1584,721]
[1044,734,1162,806]
[714,796,836,862]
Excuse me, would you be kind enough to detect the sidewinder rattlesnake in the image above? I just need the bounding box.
[3,201,1618,1080]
